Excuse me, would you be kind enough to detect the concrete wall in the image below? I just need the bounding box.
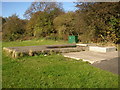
[89,46,116,53]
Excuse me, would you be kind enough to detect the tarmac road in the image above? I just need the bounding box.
[92,57,119,75]
[63,51,119,74]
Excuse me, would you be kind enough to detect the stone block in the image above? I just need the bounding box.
[76,44,88,47]
[76,43,95,47]
[89,46,116,53]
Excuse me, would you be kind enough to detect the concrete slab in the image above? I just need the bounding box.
[3,44,88,58]
[76,44,88,47]
[76,43,95,47]
[89,46,116,53]
[63,51,118,64]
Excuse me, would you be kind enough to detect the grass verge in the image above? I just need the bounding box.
[2,39,118,88]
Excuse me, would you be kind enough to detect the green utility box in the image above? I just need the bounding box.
[68,35,78,43]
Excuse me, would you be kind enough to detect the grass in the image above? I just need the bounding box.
[2,38,68,47]
[118,44,120,51]
[2,39,118,88]
[0,41,2,89]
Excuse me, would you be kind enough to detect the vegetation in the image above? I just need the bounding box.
[2,2,119,88]
[2,14,27,41]
[2,39,118,88]
[26,11,54,37]
[2,38,67,47]
[75,2,120,43]
[53,12,77,40]
[24,2,63,19]
[2,2,120,44]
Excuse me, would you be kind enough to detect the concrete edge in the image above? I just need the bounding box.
[63,55,95,64]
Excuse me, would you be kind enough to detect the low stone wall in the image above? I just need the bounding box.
[3,44,87,58]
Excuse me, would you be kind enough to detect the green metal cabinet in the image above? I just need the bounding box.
[68,35,78,43]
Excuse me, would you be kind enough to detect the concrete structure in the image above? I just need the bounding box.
[89,46,116,53]
[3,44,87,58]
[76,44,88,47]
[76,43,95,47]
[63,51,118,64]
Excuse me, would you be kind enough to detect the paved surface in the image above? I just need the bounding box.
[3,44,78,53]
[92,57,119,74]
[63,51,119,74]
[63,51,118,64]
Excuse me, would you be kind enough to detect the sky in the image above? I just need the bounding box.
[2,2,77,19]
